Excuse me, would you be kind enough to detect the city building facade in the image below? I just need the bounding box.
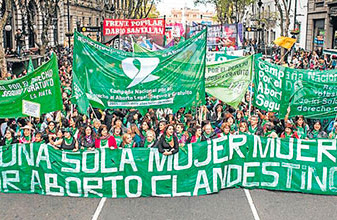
[306,0,337,51]
[244,0,308,50]
[166,7,214,26]
[2,0,115,51]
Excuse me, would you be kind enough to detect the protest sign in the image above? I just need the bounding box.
[1,135,337,198]
[0,54,62,118]
[22,100,40,118]
[206,55,253,108]
[253,58,285,112]
[253,58,337,118]
[103,19,165,36]
[72,29,206,111]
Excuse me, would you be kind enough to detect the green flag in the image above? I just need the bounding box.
[206,55,253,108]
[72,29,207,111]
[72,73,90,116]
[27,57,34,74]
[0,54,62,118]
[133,43,152,53]
[253,58,337,118]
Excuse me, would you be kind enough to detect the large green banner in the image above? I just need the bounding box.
[72,30,206,111]
[1,135,337,198]
[206,55,253,108]
[253,58,337,118]
[0,54,62,118]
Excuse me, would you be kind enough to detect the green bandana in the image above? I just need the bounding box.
[5,138,12,145]
[312,130,319,138]
[114,135,122,147]
[165,135,173,143]
[101,139,108,147]
[144,139,154,148]
[124,142,134,148]
[64,136,73,145]
[296,127,307,139]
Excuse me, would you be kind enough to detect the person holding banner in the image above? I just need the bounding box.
[218,123,231,138]
[190,125,202,144]
[235,122,249,135]
[141,130,156,148]
[201,124,217,141]
[308,121,328,139]
[95,125,117,149]
[294,116,309,139]
[157,125,179,155]
[280,123,299,139]
[111,126,123,147]
[121,133,136,148]
[0,128,18,146]
[19,125,35,144]
[60,128,79,152]
[79,126,96,151]
[175,123,188,147]
[248,115,263,135]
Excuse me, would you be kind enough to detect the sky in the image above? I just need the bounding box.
[157,0,214,16]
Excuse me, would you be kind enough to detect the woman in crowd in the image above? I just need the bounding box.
[201,123,216,141]
[280,123,299,139]
[176,123,188,146]
[35,132,45,144]
[142,130,156,148]
[140,120,151,141]
[236,121,249,135]
[190,125,202,143]
[0,128,18,146]
[44,121,57,140]
[157,124,179,155]
[308,120,328,139]
[79,125,95,150]
[294,116,309,139]
[121,133,136,148]
[95,125,117,149]
[156,120,167,138]
[218,122,231,138]
[111,126,123,147]
[19,125,35,144]
[60,128,79,151]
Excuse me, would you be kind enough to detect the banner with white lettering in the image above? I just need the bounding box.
[0,135,336,198]
[103,19,165,36]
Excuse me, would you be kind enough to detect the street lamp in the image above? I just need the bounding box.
[257,0,263,53]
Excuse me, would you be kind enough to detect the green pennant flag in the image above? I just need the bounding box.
[0,54,62,118]
[27,57,34,74]
[71,73,90,116]
[72,29,207,111]
[206,55,253,108]
[133,43,152,53]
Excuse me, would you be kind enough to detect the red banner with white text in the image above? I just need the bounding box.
[103,19,165,36]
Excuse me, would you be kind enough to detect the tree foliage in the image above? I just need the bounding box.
[112,0,161,19]
[194,0,255,24]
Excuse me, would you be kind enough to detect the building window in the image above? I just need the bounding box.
[315,1,324,8]
[96,17,99,26]
[82,16,85,25]
[89,17,92,25]
[313,19,325,49]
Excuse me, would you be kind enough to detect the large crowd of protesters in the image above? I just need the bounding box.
[1,44,337,155]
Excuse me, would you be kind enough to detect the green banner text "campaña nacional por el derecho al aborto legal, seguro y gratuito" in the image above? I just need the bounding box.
[1,134,337,198]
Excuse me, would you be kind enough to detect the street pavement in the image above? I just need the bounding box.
[1,188,337,220]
